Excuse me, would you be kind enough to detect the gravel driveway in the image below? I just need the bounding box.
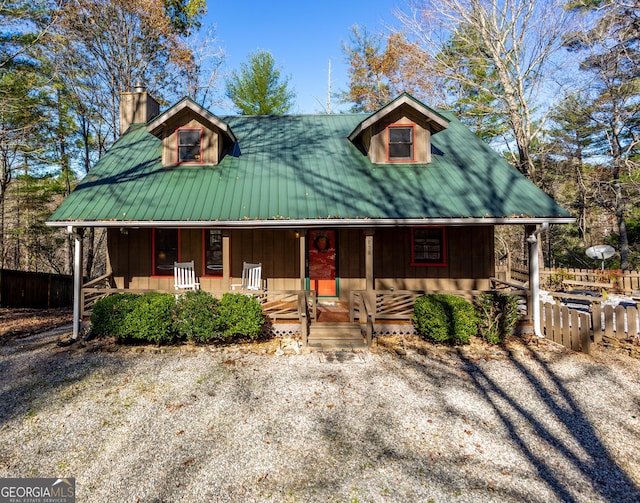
[1,327,639,502]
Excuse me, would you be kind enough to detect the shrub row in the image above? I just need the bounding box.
[91,290,264,345]
[412,292,520,345]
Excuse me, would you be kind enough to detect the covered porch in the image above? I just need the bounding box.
[67,222,549,349]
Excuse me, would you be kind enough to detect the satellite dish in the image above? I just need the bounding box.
[586,244,615,270]
[585,245,615,260]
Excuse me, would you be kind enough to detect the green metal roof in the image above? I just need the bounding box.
[47,105,571,228]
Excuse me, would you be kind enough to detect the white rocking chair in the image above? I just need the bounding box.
[174,261,200,291]
[231,262,263,291]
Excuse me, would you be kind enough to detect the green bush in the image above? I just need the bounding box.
[123,292,178,345]
[90,291,264,345]
[90,293,142,339]
[214,293,264,340]
[175,289,220,343]
[412,294,478,345]
[475,291,520,344]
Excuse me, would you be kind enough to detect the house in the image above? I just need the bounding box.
[47,88,572,345]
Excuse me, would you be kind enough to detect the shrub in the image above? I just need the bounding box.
[475,291,520,344]
[90,292,177,344]
[90,291,265,345]
[412,294,478,344]
[214,293,264,340]
[122,292,178,345]
[175,289,220,343]
[90,293,142,339]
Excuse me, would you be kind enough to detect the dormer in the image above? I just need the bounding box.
[146,97,237,166]
[348,93,449,164]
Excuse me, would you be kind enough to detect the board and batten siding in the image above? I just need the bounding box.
[369,106,432,164]
[374,225,494,292]
[107,225,493,297]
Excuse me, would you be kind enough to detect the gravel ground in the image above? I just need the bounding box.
[1,327,640,503]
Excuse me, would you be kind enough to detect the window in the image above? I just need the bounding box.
[411,226,446,266]
[178,128,202,163]
[204,229,223,276]
[387,125,415,162]
[153,229,179,275]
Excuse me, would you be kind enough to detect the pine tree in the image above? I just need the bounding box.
[225,51,296,115]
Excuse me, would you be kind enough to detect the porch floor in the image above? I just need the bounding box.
[316,301,350,322]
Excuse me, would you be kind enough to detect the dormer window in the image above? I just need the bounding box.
[178,128,202,163]
[348,94,449,164]
[387,125,415,162]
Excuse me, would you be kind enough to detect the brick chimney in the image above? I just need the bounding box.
[119,83,160,135]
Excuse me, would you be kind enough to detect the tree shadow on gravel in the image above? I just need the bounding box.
[0,329,130,428]
[453,346,640,503]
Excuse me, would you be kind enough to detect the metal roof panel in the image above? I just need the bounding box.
[48,107,570,227]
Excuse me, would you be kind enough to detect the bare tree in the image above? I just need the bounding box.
[396,0,575,180]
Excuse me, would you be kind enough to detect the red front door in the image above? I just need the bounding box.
[308,230,337,296]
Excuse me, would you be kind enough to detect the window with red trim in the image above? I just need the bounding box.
[203,229,223,276]
[387,125,415,162]
[153,229,179,275]
[411,226,446,266]
[177,128,202,163]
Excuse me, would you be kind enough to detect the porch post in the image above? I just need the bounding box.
[299,230,306,290]
[222,230,231,288]
[364,229,374,291]
[527,223,548,339]
[68,226,84,340]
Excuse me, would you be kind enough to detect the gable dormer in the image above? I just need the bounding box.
[146,97,237,166]
[348,93,449,164]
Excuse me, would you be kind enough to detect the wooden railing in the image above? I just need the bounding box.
[81,272,116,316]
[540,267,640,294]
[350,290,425,324]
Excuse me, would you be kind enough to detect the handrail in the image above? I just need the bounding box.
[82,271,113,289]
[357,292,374,347]
[298,291,310,346]
[490,276,529,292]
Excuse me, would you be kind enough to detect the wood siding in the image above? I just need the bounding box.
[119,91,160,135]
[373,226,493,292]
[369,106,431,164]
[156,110,222,165]
[107,225,494,298]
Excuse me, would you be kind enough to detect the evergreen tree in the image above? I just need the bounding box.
[225,51,296,115]
[565,0,640,270]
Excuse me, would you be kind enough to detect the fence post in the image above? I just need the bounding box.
[579,312,591,355]
[592,304,603,344]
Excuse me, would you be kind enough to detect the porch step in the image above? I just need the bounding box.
[308,322,366,350]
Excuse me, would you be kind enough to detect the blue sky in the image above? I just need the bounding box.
[204,0,402,114]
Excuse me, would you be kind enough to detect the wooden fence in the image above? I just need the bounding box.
[540,267,640,293]
[540,301,639,355]
[0,269,73,308]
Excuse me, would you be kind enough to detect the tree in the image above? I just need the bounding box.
[438,24,508,142]
[56,0,203,143]
[396,0,575,180]
[565,0,640,270]
[0,0,53,269]
[340,26,440,113]
[225,51,295,115]
[546,93,596,242]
